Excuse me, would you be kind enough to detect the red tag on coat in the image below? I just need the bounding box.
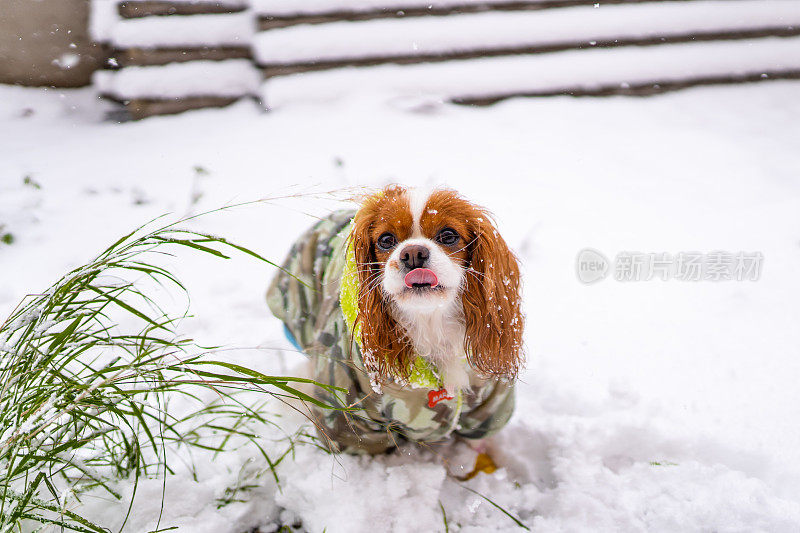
[427,388,453,408]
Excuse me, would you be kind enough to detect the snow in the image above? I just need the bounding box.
[90,0,252,46]
[108,11,255,48]
[123,0,247,4]
[2,79,800,531]
[253,0,800,64]
[88,0,120,42]
[89,4,257,102]
[263,36,800,107]
[250,0,552,16]
[94,59,261,99]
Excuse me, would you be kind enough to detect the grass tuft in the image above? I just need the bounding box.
[0,215,343,532]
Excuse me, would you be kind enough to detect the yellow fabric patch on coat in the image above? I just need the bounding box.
[340,232,361,340]
[339,231,442,390]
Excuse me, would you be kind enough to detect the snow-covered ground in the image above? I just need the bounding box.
[1,81,800,532]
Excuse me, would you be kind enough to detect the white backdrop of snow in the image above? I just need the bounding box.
[1,81,800,532]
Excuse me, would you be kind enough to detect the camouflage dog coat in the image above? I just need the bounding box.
[267,210,515,454]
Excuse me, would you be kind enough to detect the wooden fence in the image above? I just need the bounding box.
[94,0,800,119]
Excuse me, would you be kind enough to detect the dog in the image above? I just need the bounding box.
[267,185,524,454]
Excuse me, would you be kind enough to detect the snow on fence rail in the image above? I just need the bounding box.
[95,59,261,100]
[251,0,556,16]
[261,36,800,108]
[109,12,255,48]
[90,0,800,119]
[252,0,683,28]
[118,0,248,18]
[253,1,800,67]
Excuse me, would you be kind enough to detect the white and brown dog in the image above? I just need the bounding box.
[268,185,524,454]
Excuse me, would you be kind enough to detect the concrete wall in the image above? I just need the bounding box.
[0,0,107,87]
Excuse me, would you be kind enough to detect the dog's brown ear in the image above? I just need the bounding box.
[461,213,524,379]
[350,187,414,381]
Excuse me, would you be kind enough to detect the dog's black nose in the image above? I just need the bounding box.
[399,244,430,270]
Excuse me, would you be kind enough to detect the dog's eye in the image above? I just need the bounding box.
[376,232,398,251]
[436,228,460,246]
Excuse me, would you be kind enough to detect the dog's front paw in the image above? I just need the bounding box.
[459,451,497,481]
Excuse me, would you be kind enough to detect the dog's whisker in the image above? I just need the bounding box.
[446,236,478,257]
[358,276,385,302]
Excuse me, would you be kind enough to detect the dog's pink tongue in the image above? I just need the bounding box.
[404,268,439,288]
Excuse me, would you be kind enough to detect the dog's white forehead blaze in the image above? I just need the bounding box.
[407,187,434,238]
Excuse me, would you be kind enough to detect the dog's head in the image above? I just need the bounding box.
[350,185,524,382]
